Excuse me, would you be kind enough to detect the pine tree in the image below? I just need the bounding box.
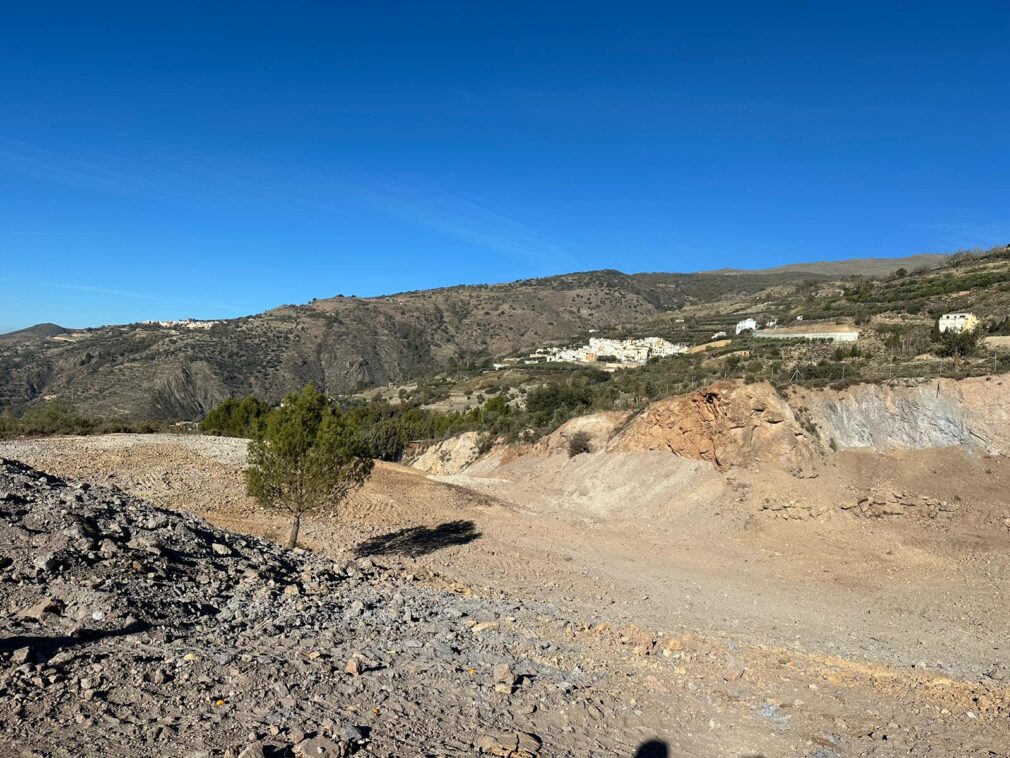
[245,384,373,548]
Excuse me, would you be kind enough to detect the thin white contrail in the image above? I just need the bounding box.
[0,276,239,312]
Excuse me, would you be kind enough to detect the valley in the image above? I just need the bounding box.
[7,251,1010,756]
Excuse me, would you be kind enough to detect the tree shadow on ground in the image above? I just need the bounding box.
[634,740,764,758]
[635,741,668,758]
[353,519,481,558]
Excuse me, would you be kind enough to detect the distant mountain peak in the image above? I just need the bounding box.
[0,322,68,344]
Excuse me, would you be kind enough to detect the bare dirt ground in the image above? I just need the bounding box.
[4,433,1010,756]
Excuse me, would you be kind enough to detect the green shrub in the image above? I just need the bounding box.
[526,384,593,429]
[931,324,981,358]
[199,396,271,438]
[567,431,592,457]
[16,401,95,435]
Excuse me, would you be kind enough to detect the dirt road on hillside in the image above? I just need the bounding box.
[3,433,1010,755]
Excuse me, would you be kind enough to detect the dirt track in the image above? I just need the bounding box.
[4,433,1010,756]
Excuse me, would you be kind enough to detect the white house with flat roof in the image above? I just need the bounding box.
[937,312,980,334]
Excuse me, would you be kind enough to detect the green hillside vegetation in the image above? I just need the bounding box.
[0,400,165,438]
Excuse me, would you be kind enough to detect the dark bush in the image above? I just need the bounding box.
[930,321,981,358]
[567,431,592,457]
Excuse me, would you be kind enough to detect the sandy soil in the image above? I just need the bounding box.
[3,433,1010,755]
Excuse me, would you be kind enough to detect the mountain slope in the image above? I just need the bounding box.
[0,250,992,421]
[0,269,816,419]
[712,253,950,278]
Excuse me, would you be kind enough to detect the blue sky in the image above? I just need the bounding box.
[1,1,1008,332]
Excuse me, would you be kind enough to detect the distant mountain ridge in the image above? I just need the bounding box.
[0,251,973,420]
[709,253,950,278]
[0,322,68,345]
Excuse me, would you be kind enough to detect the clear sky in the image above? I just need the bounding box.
[1,1,1008,333]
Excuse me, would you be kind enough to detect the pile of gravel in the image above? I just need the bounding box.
[0,458,618,757]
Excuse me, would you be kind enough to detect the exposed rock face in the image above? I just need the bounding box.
[796,377,1010,454]
[535,411,632,456]
[406,430,484,474]
[608,381,820,471]
[410,376,1010,478]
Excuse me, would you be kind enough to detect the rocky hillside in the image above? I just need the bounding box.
[0,255,934,420]
[0,457,640,757]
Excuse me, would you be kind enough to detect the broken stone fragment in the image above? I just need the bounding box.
[294,736,350,757]
[341,725,364,742]
[344,656,363,676]
[476,731,542,757]
[235,742,267,758]
[493,662,516,685]
[18,596,64,621]
[35,552,59,573]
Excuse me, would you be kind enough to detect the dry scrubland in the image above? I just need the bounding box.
[4,374,1010,755]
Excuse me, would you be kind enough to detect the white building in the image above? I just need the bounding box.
[735,318,758,335]
[937,312,980,334]
[753,325,859,343]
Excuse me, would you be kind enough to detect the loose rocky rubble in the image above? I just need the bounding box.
[842,490,961,520]
[759,490,962,521]
[0,458,629,757]
[758,498,832,520]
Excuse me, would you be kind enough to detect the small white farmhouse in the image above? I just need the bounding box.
[937,312,980,334]
[735,318,758,335]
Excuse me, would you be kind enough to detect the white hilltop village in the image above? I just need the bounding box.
[142,319,221,330]
[496,336,689,370]
[494,314,883,372]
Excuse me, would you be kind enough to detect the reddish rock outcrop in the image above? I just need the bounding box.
[608,381,820,471]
